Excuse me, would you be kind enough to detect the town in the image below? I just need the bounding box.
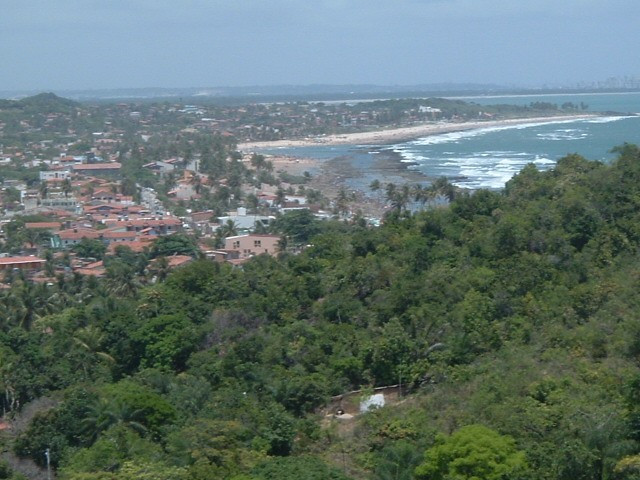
[0,93,346,285]
[0,92,588,287]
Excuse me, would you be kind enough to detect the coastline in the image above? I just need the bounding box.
[237,114,598,151]
[246,112,605,216]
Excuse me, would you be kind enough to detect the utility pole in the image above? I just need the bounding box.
[45,448,51,480]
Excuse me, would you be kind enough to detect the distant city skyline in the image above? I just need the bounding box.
[2,1,639,92]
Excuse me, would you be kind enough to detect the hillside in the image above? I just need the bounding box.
[3,145,640,479]
[0,92,78,114]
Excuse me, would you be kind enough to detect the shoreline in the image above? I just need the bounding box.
[250,112,608,217]
[237,114,599,151]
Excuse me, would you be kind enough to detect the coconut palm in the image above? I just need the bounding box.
[219,219,238,238]
[105,262,140,298]
[150,256,170,283]
[9,283,44,330]
[62,178,73,198]
[38,182,48,199]
[81,397,147,442]
[73,326,115,363]
[275,187,286,206]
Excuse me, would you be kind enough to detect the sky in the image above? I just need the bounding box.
[2,0,640,92]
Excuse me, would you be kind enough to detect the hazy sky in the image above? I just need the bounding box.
[2,0,639,91]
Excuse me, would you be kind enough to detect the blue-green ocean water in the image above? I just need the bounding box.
[261,92,640,190]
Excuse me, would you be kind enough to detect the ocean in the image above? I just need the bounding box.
[260,92,640,191]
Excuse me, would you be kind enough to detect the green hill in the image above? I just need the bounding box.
[0,92,78,113]
[4,145,640,479]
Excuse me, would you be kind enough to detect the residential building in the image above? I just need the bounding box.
[224,234,281,258]
[0,256,45,271]
[217,207,274,232]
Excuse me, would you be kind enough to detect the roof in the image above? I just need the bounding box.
[24,222,61,230]
[107,239,155,253]
[225,234,281,240]
[84,204,122,212]
[84,260,104,269]
[92,188,114,195]
[125,218,182,227]
[166,255,194,267]
[0,256,45,265]
[101,231,138,239]
[57,228,100,240]
[41,209,74,218]
[151,255,193,268]
[72,162,121,171]
[74,267,106,277]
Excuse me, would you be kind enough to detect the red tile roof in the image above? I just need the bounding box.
[84,260,104,269]
[151,255,193,268]
[166,255,194,267]
[107,238,155,253]
[24,222,62,230]
[57,228,100,240]
[0,256,45,265]
[74,267,106,277]
[125,218,182,227]
[101,231,138,240]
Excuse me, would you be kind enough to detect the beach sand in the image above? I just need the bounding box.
[268,155,317,176]
[243,113,599,217]
[237,114,598,151]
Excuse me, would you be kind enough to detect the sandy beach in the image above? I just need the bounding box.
[237,114,598,151]
[245,112,602,217]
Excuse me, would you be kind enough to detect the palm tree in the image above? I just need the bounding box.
[253,220,268,234]
[151,256,170,283]
[189,173,202,194]
[276,235,289,257]
[9,282,50,330]
[385,182,410,212]
[220,219,238,238]
[216,185,231,206]
[336,188,350,217]
[38,182,48,200]
[81,397,147,442]
[73,325,115,376]
[250,153,266,170]
[385,182,397,204]
[7,282,30,327]
[44,257,55,277]
[399,184,412,211]
[105,263,140,298]
[62,178,73,198]
[430,177,457,202]
[246,193,260,212]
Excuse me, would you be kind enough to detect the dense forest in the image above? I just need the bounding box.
[4,145,640,479]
